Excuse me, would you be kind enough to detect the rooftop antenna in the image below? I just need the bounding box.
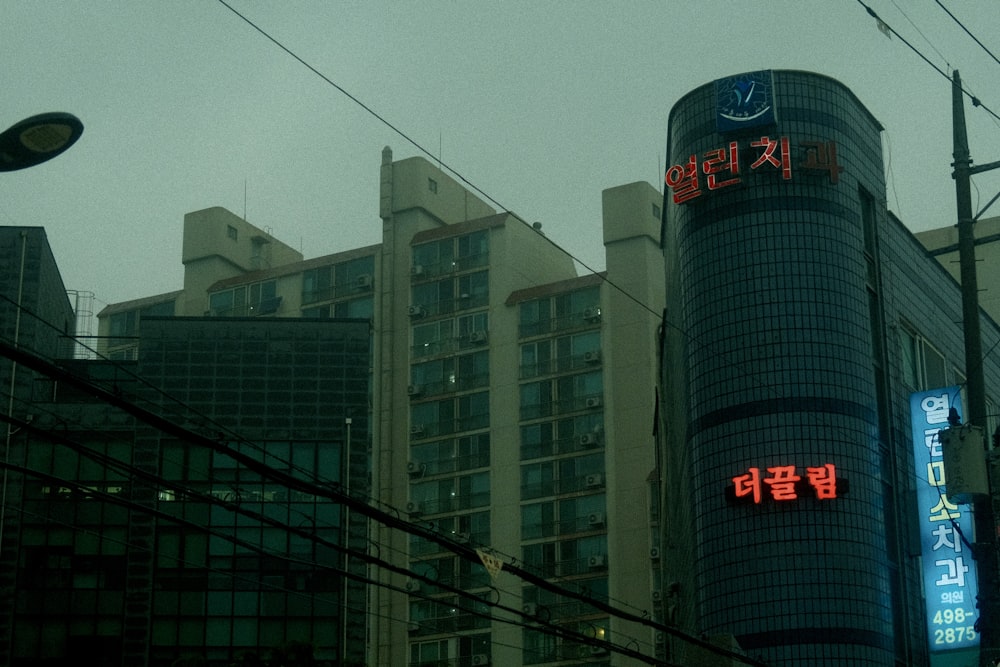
[244,179,248,221]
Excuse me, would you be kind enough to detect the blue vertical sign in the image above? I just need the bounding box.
[910,387,979,652]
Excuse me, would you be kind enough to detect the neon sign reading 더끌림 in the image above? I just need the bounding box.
[727,463,842,504]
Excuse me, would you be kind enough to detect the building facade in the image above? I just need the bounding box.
[0,228,79,666]
[659,69,1000,666]
[4,149,668,666]
[0,266,371,667]
[916,215,1000,323]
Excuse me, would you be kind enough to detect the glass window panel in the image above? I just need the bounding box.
[924,343,946,389]
[347,296,373,318]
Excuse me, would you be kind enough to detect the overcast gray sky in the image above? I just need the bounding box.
[4,1,1000,319]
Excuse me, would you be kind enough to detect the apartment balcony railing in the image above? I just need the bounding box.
[518,307,601,339]
[519,393,603,421]
[409,415,489,440]
[519,350,602,380]
[410,252,489,281]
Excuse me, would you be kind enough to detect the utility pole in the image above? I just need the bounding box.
[952,68,1000,667]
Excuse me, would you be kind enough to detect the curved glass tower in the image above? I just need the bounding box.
[664,70,895,664]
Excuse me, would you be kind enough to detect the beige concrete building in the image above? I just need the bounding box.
[97,148,666,666]
[916,215,1000,322]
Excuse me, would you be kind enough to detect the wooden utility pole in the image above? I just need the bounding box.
[952,68,1000,667]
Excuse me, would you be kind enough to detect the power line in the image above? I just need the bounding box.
[210,0,1000,439]
[933,0,1000,68]
[1,338,766,665]
[0,293,663,630]
[0,398,665,663]
[212,0,662,323]
[854,0,1000,123]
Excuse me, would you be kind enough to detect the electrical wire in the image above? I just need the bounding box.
[212,0,661,324]
[933,0,1000,68]
[211,0,1000,426]
[0,338,766,665]
[0,294,663,632]
[854,0,1000,123]
[0,411,664,664]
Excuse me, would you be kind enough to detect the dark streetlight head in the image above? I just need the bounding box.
[0,112,83,172]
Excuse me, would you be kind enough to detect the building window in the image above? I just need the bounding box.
[209,280,279,317]
[108,310,138,337]
[412,230,489,278]
[520,415,603,460]
[860,187,878,287]
[227,225,238,240]
[520,371,603,420]
[428,178,438,194]
[411,271,489,317]
[523,535,609,578]
[409,511,490,557]
[899,324,947,391]
[302,295,373,319]
[519,286,601,338]
[520,453,604,500]
[520,332,600,378]
[301,256,375,305]
[410,472,490,515]
[411,351,489,397]
[410,392,489,439]
[410,433,490,476]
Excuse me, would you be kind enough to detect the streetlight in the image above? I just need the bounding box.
[0,112,83,172]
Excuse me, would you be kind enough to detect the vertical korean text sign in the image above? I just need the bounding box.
[910,387,979,652]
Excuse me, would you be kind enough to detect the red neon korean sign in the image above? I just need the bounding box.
[729,463,842,504]
[665,136,844,205]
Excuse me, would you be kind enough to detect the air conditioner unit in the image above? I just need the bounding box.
[587,512,605,527]
[583,306,602,322]
[583,349,601,363]
[411,264,424,276]
[454,532,471,544]
[589,646,609,656]
[588,554,606,568]
[407,305,425,318]
[585,473,603,488]
[471,655,490,666]
[405,579,421,593]
[407,384,422,397]
[407,461,425,476]
[650,547,661,561]
[585,397,602,409]
[356,273,373,288]
[468,330,488,344]
[410,424,425,436]
[579,433,598,446]
[523,602,538,616]
[406,501,423,516]
[652,590,663,603]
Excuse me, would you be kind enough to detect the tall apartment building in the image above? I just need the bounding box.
[86,148,667,666]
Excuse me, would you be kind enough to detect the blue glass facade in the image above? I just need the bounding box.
[664,71,899,664]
